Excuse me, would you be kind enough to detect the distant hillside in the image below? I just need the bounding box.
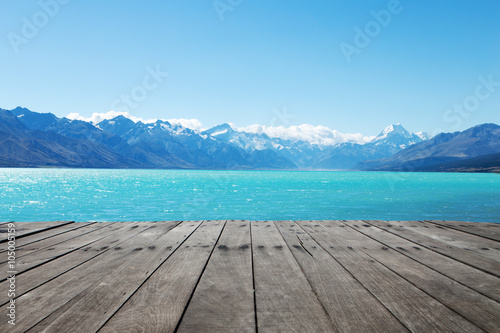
[357,123,500,173]
[420,153,500,173]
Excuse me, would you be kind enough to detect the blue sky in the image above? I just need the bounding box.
[1,0,499,136]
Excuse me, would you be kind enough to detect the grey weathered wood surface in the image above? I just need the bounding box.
[426,220,500,242]
[2,222,156,332]
[177,220,255,333]
[0,222,127,281]
[391,220,500,262]
[29,221,182,332]
[339,221,500,332]
[99,220,224,333]
[0,220,498,333]
[0,221,74,242]
[345,220,500,303]
[0,222,146,306]
[252,221,336,332]
[274,220,409,332]
[0,222,108,260]
[298,221,483,333]
[365,220,500,278]
[0,222,96,253]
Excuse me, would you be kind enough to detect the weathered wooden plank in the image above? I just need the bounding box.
[13,222,113,254]
[0,223,149,307]
[0,221,74,242]
[427,220,500,242]
[298,221,482,333]
[251,221,336,332]
[275,220,408,332]
[0,223,112,261]
[340,221,500,332]
[99,220,225,333]
[28,221,200,333]
[2,222,181,333]
[0,222,97,254]
[0,222,129,281]
[344,221,500,303]
[402,220,500,262]
[365,220,500,278]
[177,220,255,333]
[2,220,498,332]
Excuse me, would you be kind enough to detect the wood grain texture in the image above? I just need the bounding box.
[1,222,111,260]
[0,221,74,242]
[366,220,500,278]
[275,220,408,333]
[344,220,500,303]
[0,222,143,307]
[340,221,500,332]
[2,222,161,333]
[28,221,190,333]
[177,220,255,333]
[426,220,500,242]
[392,220,500,262]
[252,221,337,332]
[298,221,482,333]
[1,220,498,333]
[0,222,96,254]
[0,222,127,281]
[99,220,225,333]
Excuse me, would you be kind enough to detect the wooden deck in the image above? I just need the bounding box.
[1,220,499,332]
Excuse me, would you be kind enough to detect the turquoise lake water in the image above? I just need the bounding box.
[0,168,498,223]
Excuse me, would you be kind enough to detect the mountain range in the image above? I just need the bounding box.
[0,107,498,172]
[358,123,500,173]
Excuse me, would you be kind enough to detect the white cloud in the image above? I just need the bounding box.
[66,111,148,124]
[66,111,205,131]
[166,118,204,131]
[237,124,374,145]
[65,111,373,144]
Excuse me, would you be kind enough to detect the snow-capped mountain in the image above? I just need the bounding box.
[203,122,428,169]
[415,131,430,141]
[1,107,430,170]
[307,124,427,170]
[372,124,427,150]
[358,123,500,171]
[203,123,279,151]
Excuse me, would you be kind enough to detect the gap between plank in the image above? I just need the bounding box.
[173,220,228,333]
[0,221,75,243]
[425,220,500,243]
[272,221,339,332]
[344,221,500,305]
[249,221,259,333]
[297,221,412,332]
[0,222,152,307]
[22,223,178,332]
[94,221,203,333]
[355,238,484,332]
[364,220,500,279]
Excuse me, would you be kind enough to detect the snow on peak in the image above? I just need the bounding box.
[64,111,427,147]
[373,123,411,142]
[211,129,228,136]
[236,124,374,146]
[67,111,146,124]
[415,131,430,140]
[66,111,204,131]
